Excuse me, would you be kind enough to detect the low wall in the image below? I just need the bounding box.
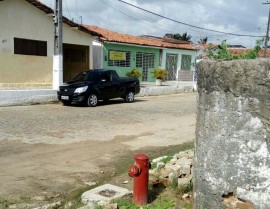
[194,59,270,209]
[0,89,57,106]
[137,85,193,97]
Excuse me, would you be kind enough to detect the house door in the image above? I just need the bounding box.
[165,53,178,80]
[136,52,155,81]
[63,44,89,82]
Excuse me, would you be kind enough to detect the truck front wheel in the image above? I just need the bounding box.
[87,93,98,107]
[125,91,134,103]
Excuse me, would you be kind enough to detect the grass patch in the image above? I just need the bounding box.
[111,195,175,209]
[144,196,174,209]
[0,198,17,208]
[182,203,193,209]
[176,182,193,195]
[151,156,174,170]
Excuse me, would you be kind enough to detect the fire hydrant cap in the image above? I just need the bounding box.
[134,153,149,160]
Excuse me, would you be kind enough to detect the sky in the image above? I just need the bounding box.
[40,0,270,48]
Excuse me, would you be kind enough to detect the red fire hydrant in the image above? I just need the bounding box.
[128,153,150,205]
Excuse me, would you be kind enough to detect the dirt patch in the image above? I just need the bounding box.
[0,93,196,208]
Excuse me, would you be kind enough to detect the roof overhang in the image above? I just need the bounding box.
[103,41,164,49]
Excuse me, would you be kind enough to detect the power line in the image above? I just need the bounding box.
[99,0,187,35]
[116,0,264,38]
[64,0,72,20]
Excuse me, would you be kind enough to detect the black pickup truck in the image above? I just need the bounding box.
[57,69,140,107]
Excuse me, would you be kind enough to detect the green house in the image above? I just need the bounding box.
[88,26,196,82]
[102,43,159,82]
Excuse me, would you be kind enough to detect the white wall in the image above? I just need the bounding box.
[0,0,94,86]
[161,48,196,80]
[161,48,196,70]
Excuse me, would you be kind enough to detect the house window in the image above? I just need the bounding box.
[181,54,192,70]
[108,50,131,67]
[14,38,47,56]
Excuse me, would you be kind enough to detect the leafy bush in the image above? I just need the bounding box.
[152,68,167,80]
[126,68,142,78]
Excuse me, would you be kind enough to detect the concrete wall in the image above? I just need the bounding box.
[194,59,270,209]
[0,0,94,87]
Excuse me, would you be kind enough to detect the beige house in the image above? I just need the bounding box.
[0,0,98,89]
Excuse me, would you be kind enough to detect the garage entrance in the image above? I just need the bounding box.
[63,44,89,82]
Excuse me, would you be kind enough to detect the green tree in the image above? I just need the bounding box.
[208,39,264,60]
[198,37,208,44]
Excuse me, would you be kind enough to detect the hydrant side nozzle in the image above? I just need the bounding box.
[128,164,141,177]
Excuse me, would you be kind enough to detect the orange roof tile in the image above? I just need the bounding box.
[228,48,270,58]
[196,44,218,50]
[84,25,196,51]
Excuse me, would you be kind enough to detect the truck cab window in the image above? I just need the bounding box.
[101,73,111,82]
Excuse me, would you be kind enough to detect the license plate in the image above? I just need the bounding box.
[61,96,69,100]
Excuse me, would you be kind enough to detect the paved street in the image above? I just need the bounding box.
[0,93,196,207]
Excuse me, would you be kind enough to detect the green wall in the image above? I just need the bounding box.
[102,43,159,82]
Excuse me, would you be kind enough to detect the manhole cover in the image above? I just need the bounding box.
[98,189,117,197]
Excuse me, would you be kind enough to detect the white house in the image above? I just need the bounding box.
[0,0,98,90]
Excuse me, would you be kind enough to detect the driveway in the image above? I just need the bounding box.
[0,93,196,207]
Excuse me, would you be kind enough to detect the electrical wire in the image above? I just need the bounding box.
[115,0,265,38]
[99,0,182,35]
[101,0,212,36]
[64,0,72,20]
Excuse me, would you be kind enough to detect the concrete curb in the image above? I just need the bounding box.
[0,84,195,106]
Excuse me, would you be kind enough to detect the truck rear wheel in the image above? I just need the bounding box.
[87,94,98,107]
[125,91,134,103]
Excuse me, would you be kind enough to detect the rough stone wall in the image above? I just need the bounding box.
[194,59,270,209]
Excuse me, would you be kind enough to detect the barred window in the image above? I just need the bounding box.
[108,50,131,67]
[14,38,47,56]
[181,54,192,70]
[136,52,155,68]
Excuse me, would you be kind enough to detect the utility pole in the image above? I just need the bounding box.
[263,2,270,58]
[53,0,63,90]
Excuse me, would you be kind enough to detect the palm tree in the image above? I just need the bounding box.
[178,32,192,41]
[164,32,192,41]
[198,37,208,44]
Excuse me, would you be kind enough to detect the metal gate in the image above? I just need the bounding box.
[136,52,155,81]
[165,53,178,80]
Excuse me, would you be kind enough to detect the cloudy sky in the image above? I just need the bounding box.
[40,0,269,48]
